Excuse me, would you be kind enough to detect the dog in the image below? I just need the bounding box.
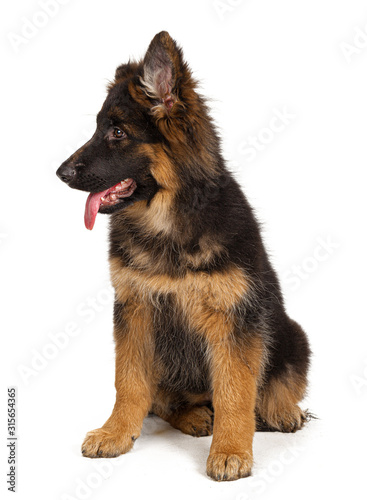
[56,31,311,481]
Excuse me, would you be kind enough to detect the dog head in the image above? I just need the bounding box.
[57,31,221,230]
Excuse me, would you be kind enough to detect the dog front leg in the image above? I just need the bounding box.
[206,335,263,481]
[82,300,155,458]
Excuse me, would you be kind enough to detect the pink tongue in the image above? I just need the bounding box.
[84,188,110,230]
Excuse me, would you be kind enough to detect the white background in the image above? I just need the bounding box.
[1,0,367,499]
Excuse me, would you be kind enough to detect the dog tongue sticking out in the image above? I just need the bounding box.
[84,188,111,230]
[84,179,135,230]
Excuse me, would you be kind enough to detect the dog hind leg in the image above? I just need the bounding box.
[151,389,214,437]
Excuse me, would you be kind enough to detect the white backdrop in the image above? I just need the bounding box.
[1,0,367,499]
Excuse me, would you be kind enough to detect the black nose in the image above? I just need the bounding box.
[56,163,76,184]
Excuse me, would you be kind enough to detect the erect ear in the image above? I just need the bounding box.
[141,31,186,112]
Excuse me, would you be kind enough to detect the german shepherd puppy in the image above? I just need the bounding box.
[57,31,311,481]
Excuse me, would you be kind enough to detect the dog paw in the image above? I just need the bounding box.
[257,406,314,433]
[282,408,315,432]
[206,452,253,481]
[81,428,136,458]
[173,406,214,437]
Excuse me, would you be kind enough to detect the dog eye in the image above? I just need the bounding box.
[113,127,126,139]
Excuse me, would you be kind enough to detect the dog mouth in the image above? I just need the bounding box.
[84,178,137,230]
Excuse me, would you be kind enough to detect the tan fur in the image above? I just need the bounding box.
[184,237,226,268]
[121,143,180,237]
[110,256,248,313]
[128,79,153,109]
[140,143,180,192]
[109,218,226,274]
[125,194,174,237]
[81,297,156,458]
[256,367,308,432]
[206,336,264,481]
